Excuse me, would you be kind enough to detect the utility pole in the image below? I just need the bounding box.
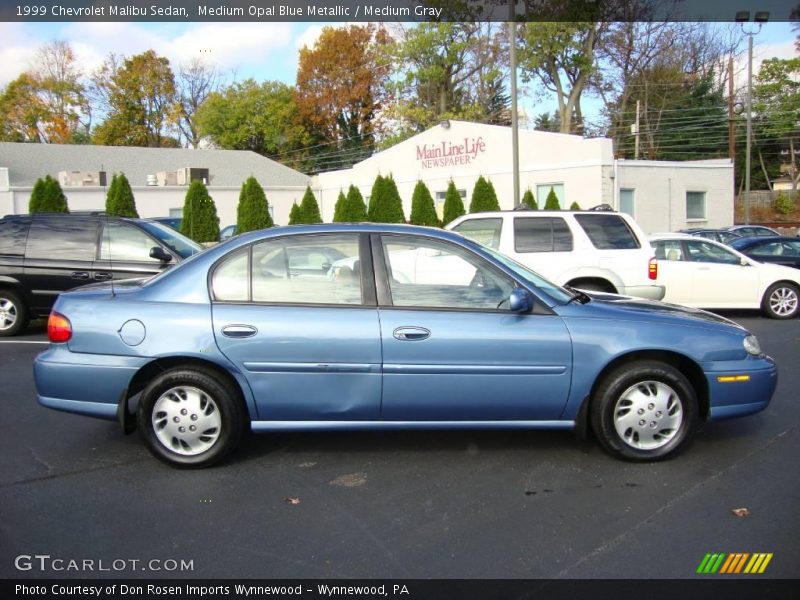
[634,100,640,160]
[509,0,520,207]
[728,55,735,161]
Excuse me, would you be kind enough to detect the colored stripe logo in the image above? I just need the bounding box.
[697,553,773,574]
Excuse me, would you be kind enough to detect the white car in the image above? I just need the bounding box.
[446,210,664,300]
[650,234,800,319]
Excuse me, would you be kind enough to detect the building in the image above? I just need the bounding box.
[313,120,734,234]
[0,142,310,227]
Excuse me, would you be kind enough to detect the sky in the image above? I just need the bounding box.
[0,20,797,125]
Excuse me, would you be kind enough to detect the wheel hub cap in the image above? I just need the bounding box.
[769,287,798,317]
[0,299,17,330]
[613,380,683,450]
[152,386,221,456]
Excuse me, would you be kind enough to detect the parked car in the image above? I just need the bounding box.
[219,224,238,242]
[729,236,800,270]
[152,217,182,232]
[727,225,780,238]
[0,213,202,336]
[34,224,776,467]
[679,228,742,244]
[651,233,800,319]
[446,210,664,300]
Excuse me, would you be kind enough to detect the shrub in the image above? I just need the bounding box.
[180,180,219,243]
[297,185,322,224]
[106,173,138,217]
[569,201,581,210]
[368,174,405,223]
[334,185,368,222]
[28,177,45,213]
[409,180,439,226]
[36,175,69,213]
[442,180,465,225]
[469,176,500,212]
[520,188,537,210]
[288,202,302,225]
[774,191,796,215]
[544,187,561,210]
[236,176,273,233]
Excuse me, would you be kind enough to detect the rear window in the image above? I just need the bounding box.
[451,218,502,250]
[513,217,573,252]
[0,219,29,255]
[574,214,640,250]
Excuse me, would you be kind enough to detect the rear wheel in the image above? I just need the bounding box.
[761,282,799,319]
[591,360,698,461]
[0,289,28,337]
[137,367,245,468]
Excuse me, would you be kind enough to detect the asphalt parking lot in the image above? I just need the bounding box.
[0,315,798,580]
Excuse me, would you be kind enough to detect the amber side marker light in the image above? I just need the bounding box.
[47,312,72,343]
[717,375,751,383]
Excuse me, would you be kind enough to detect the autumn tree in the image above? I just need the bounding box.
[92,50,178,147]
[236,177,273,233]
[410,181,440,227]
[442,180,465,225]
[180,180,219,243]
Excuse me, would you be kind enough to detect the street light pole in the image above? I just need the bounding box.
[509,1,520,207]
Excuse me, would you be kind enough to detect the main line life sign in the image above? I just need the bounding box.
[416,137,486,169]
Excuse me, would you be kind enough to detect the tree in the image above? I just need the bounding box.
[28,177,46,213]
[288,202,302,225]
[544,187,561,210]
[442,180,466,225]
[296,24,391,168]
[32,175,69,213]
[409,180,439,226]
[533,111,560,133]
[176,58,220,148]
[569,201,581,210]
[180,180,219,243]
[236,176,273,233]
[106,173,138,217]
[92,50,177,147]
[298,186,323,224]
[520,189,537,210]
[368,174,405,223]
[469,176,500,212]
[333,185,368,222]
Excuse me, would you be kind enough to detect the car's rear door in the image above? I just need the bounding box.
[211,233,382,421]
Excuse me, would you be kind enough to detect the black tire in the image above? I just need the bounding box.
[591,360,698,461]
[0,289,28,337]
[137,367,245,468]
[761,282,799,320]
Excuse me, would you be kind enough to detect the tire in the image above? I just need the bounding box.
[591,360,698,461]
[0,289,28,337]
[761,282,799,319]
[137,367,245,468]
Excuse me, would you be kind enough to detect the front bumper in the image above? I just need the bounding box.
[705,355,778,421]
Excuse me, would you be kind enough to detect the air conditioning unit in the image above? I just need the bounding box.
[176,168,210,185]
[156,171,179,186]
[58,170,107,187]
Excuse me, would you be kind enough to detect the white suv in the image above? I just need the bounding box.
[446,210,664,300]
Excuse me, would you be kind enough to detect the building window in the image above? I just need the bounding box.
[686,191,706,220]
[435,189,467,221]
[619,189,635,217]
[536,183,565,208]
[169,208,183,217]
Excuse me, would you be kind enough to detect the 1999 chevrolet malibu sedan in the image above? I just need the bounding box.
[34,224,777,467]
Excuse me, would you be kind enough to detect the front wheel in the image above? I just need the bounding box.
[591,360,698,461]
[137,367,245,468]
[761,282,799,319]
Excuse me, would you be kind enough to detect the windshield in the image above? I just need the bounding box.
[479,245,574,304]
[138,221,203,259]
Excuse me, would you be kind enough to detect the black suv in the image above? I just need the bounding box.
[0,214,202,336]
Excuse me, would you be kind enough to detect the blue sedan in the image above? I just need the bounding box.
[33,225,777,467]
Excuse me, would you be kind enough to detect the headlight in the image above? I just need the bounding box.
[743,335,762,356]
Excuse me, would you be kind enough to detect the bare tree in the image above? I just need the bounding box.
[176,58,221,148]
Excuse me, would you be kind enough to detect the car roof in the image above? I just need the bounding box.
[453,209,622,218]
[731,235,795,246]
[230,222,471,246]
[649,233,696,241]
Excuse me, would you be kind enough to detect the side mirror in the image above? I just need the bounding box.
[149,246,173,262]
[508,288,533,313]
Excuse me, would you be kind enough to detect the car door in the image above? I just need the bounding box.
[374,234,573,421]
[95,221,171,282]
[211,233,382,421]
[652,240,695,305]
[684,239,760,307]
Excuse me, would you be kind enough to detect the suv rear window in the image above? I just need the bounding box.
[514,217,573,252]
[451,218,502,250]
[0,220,29,255]
[574,214,640,250]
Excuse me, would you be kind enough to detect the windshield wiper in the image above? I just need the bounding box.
[564,285,591,304]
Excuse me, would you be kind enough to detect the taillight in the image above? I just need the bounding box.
[47,312,72,343]
[648,257,658,280]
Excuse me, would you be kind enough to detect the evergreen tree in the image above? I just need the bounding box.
[520,188,537,210]
[236,176,273,233]
[469,176,500,213]
[368,174,405,223]
[366,174,386,222]
[288,202,302,225]
[333,184,368,222]
[180,180,219,243]
[544,187,560,210]
[332,190,348,222]
[106,173,138,217]
[28,177,46,213]
[409,180,439,226]
[569,201,581,210]
[442,180,465,225]
[38,175,69,213]
[298,185,323,223]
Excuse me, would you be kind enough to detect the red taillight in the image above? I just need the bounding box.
[47,312,72,343]
[648,257,658,280]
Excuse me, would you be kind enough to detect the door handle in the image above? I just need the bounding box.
[71,271,90,280]
[94,272,112,281]
[221,324,258,338]
[393,326,430,341]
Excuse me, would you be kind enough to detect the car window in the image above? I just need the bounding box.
[0,220,29,255]
[381,237,514,310]
[573,214,640,249]
[100,223,161,262]
[212,248,249,301]
[451,218,502,250]
[653,240,685,261]
[752,241,800,257]
[26,218,98,261]
[137,221,203,259]
[513,217,573,252]
[685,240,740,264]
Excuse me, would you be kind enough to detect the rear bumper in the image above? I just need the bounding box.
[705,356,778,421]
[619,284,666,301]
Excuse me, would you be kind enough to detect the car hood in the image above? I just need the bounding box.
[559,291,746,332]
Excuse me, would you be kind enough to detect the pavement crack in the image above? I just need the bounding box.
[3,457,149,488]
[28,446,55,475]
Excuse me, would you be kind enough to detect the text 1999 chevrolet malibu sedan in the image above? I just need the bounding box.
[34,224,777,467]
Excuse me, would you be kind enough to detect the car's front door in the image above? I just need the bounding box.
[211,233,382,421]
[95,222,169,282]
[374,234,573,421]
[684,239,760,307]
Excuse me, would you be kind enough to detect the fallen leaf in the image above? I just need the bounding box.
[284,496,301,505]
[330,472,367,487]
[731,507,750,517]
